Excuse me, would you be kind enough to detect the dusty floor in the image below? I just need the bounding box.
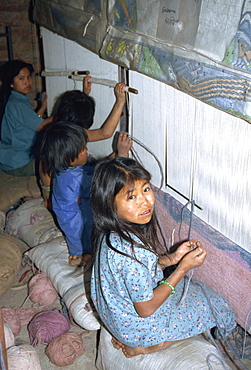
[0,265,99,369]
[1,264,251,370]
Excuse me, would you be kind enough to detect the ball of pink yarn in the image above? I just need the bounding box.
[2,307,21,336]
[28,310,71,346]
[28,272,58,306]
[2,307,39,336]
[46,332,84,366]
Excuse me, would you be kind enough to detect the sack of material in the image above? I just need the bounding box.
[26,236,100,331]
[5,197,62,247]
[96,326,232,370]
[0,233,27,297]
[0,169,40,212]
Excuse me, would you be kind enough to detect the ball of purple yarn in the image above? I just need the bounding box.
[28,310,70,346]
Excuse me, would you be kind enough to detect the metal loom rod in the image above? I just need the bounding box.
[69,75,138,94]
[41,70,90,77]
[40,70,138,94]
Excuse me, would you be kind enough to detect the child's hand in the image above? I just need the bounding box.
[178,246,207,272]
[83,75,92,95]
[114,82,126,104]
[158,240,201,268]
[173,240,201,263]
[117,133,132,157]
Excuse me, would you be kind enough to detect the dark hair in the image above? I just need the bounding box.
[91,157,165,260]
[0,59,34,135]
[53,90,95,129]
[40,121,88,174]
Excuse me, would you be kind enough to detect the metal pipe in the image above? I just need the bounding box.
[70,75,138,94]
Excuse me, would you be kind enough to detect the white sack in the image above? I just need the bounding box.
[96,326,232,370]
[26,236,100,331]
[5,198,62,247]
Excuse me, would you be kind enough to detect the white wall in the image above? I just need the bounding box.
[41,27,120,159]
[41,27,251,253]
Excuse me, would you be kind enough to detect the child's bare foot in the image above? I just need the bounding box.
[111,337,124,350]
[68,255,83,266]
[122,340,176,358]
[68,253,92,267]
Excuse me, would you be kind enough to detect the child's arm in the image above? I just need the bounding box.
[85,82,126,142]
[134,244,206,318]
[37,92,48,117]
[36,93,54,131]
[36,116,54,131]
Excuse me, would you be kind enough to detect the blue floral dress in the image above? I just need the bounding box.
[91,232,236,348]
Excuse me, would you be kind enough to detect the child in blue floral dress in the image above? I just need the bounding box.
[90,157,236,358]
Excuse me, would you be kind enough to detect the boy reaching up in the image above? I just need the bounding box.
[39,76,127,209]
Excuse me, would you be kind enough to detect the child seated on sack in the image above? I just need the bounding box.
[40,121,132,266]
[90,157,236,358]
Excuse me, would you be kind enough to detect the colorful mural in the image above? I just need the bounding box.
[103,0,251,122]
[34,0,251,123]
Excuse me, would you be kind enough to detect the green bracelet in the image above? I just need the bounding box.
[159,280,176,295]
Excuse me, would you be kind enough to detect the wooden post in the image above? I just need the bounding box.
[0,308,8,370]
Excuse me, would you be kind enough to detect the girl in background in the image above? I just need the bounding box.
[0,59,53,176]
